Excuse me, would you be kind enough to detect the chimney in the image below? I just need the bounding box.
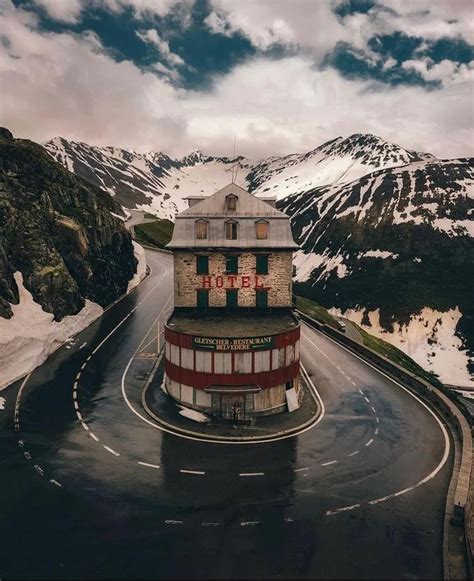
[186,196,206,208]
[260,197,277,208]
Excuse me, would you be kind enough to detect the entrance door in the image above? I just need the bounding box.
[211,393,254,422]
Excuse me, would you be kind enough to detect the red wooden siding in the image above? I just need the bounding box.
[165,360,300,391]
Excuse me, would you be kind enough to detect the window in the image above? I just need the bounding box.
[196,351,212,373]
[256,289,268,309]
[256,220,269,240]
[234,352,252,373]
[225,220,238,240]
[195,220,209,240]
[197,289,209,310]
[214,352,232,374]
[256,254,269,275]
[225,255,238,274]
[226,194,237,211]
[196,255,209,274]
[226,289,238,309]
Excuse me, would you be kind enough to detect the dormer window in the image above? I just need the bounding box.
[225,220,238,240]
[255,219,269,240]
[225,194,238,211]
[195,219,209,240]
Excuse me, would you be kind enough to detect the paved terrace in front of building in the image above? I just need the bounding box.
[166,311,299,338]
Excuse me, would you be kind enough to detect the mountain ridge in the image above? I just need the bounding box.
[43,131,473,386]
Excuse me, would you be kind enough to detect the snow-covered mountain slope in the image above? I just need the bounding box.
[247,133,434,200]
[45,137,252,219]
[44,132,472,385]
[44,133,431,217]
[279,157,474,386]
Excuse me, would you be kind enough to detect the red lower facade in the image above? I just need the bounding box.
[164,323,301,417]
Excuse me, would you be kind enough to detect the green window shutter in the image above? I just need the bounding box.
[256,255,268,275]
[226,289,238,309]
[226,255,238,274]
[196,255,209,274]
[256,290,268,308]
[197,289,209,310]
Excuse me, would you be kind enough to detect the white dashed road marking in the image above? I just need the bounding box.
[327,504,361,516]
[348,450,359,457]
[180,469,205,475]
[103,445,120,457]
[138,461,160,469]
[322,460,338,466]
[165,520,183,526]
[239,472,264,477]
[89,433,99,442]
[240,521,260,527]
[365,439,374,447]
[294,467,309,472]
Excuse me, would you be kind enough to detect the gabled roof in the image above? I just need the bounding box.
[177,183,288,218]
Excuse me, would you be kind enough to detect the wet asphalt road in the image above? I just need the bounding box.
[0,249,452,579]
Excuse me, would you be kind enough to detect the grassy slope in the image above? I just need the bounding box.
[134,219,174,249]
[296,296,342,330]
[296,295,442,387]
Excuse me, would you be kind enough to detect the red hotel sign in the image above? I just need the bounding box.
[201,275,267,289]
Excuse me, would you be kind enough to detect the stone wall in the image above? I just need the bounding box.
[173,251,293,307]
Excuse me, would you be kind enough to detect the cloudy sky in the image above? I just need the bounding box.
[1,0,473,158]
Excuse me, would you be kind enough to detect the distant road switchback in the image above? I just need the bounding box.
[0,249,451,580]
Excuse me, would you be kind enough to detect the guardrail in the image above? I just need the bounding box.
[297,309,473,579]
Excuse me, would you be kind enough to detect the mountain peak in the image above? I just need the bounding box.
[180,149,208,166]
[317,132,433,166]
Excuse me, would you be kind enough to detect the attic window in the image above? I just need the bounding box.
[225,220,238,240]
[226,194,238,211]
[195,219,209,240]
[255,219,269,240]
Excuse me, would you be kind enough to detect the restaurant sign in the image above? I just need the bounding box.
[192,335,275,351]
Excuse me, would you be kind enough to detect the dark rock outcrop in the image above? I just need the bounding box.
[0,128,137,320]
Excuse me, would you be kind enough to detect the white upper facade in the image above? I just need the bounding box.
[167,183,299,249]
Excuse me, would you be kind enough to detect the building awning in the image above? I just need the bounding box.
[205,384,261,394]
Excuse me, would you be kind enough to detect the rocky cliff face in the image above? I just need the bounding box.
[0,128,137,321]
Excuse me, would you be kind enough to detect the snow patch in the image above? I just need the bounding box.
[127,241,147,293]
[359,250,399,259]
[110,211,126,221]
[293,250,349,282]
[293,250,325,282]
[331,306,473,387]
[432,218,474,237]
[0,272,103,390]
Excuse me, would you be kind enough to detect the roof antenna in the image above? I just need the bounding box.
[231,135,238,183]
